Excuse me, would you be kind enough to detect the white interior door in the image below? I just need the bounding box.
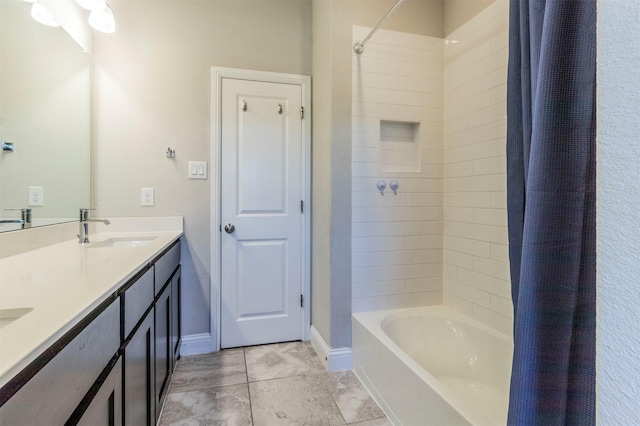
[220,78,303,349]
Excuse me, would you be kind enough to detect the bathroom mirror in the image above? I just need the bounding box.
[0,0,91,232]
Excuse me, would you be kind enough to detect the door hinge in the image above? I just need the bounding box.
[300,294,304,307]
[300,200,304,213]
[300,106,304,120]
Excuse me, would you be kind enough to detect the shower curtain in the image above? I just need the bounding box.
[506,0,596,424]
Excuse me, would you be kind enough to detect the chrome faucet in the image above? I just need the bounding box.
[78,208,110,243]
[0,208,32,229]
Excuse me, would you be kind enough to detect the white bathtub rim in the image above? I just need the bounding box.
[355,305,513,343]
[352,305,513,426]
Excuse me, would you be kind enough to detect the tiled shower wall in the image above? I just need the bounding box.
[443,1,512,336]
[351,2,512,336]
[351,26,444,313]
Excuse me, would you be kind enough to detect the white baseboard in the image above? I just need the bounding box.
[309,325,352,372]
[179,332,216,356]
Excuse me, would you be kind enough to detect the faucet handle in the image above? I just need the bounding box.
[79,208,95,221]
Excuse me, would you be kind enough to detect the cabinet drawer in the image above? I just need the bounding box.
[0,299,120,426]
[121,266,155,339]
[154,241,180,294]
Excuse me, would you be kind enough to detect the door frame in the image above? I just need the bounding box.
[211,67,311,352]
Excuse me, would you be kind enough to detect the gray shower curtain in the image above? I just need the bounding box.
[506,0,596,424]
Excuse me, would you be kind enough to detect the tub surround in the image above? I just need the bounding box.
[0,217,183,388]
[351,25,445,314]
[442,0,511,335]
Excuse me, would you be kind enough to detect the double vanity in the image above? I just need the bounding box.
[0,217,183,425]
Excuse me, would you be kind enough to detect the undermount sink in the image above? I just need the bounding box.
[88,237,157,248]
[0,307,34,330]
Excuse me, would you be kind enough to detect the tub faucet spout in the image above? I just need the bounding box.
[78,208,110,243]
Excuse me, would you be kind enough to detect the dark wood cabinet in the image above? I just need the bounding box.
[120,239,181,425]
[124,308,155,426]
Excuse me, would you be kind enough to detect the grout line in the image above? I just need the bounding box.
[247,371,327,386]
[322,371,349,425]
[243,347,255,425]
[164,381,248,396]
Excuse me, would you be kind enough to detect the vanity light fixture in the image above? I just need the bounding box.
[76,0,115,34]
[30,2,60,27]
[75,0,106,11]
[88,4,115,34]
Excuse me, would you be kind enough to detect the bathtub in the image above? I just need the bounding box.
[352,306,513,426]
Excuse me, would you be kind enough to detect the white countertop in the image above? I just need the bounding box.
[0,218,183,388]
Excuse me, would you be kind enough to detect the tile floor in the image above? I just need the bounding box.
[159,341,391,426]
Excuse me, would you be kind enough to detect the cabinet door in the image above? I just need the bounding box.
[170,266,181,364]
[124,308,155,426]
[154,284,171,420]
[76,357,123,426]
[0,300,119,426]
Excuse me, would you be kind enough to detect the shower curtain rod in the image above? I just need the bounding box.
[354,0,405,54]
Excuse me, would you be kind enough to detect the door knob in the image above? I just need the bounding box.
[224,223,235,234]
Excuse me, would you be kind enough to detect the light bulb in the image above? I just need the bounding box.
[75,0,106,11]
[88,5,115,34]
[30,2,60,27]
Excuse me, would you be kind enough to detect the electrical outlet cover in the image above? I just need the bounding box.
[141,188,154,206]
[28,186,44,206]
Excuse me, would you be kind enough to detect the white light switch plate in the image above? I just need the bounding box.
[188,161,207,179]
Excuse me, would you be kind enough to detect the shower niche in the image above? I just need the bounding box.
[379,120,421,174]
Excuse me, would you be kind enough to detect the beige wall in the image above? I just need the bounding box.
[444,0,494,36]
[311,0,333,345]
[93,0,312,337]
